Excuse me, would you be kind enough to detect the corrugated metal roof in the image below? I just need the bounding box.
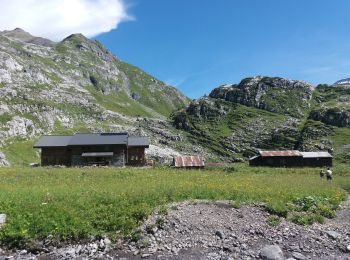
[69,133,128,146]
[128,136,149,147]
[81,152,114,157]
[33,136,72,148]
[301,152,332,158]
[173,155,205,168]
[259,150,303,157]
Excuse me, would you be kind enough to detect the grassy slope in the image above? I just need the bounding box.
[117,61,188,117]
[301,86,350,162]
[0,164,348,248]
[0,35,190,166]
[175,100,288,159]
[174,84,350,162]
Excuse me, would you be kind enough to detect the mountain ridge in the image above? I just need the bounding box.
[0,28,349,166]
[172,77,350,163]
[334,78,350,86]
[0,28,191,166]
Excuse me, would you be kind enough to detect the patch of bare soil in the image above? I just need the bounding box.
[112,198,350,260]
[2,197,350,260]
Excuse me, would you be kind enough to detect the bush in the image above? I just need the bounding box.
[231,201,241,209]
[267,216,281,227]
[291,212,324,225]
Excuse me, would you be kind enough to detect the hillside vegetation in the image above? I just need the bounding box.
[0,29,190,166]
[0,29,350,165]
[172,76,350,162]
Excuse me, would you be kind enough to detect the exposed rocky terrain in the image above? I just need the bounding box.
[209,77,314,118]
[335,78,350,86]
[0,28,198,166]
[172,77,350,162]
[2,197,349,259]
[0,28,350,166]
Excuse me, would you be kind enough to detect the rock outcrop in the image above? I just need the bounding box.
[0,28,190,164]
[172,77,350,161]
[309,108,350,127]
[209,76,314,118]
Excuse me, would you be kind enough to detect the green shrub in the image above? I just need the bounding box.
[267,216,281,227]
[231,201,241,209]
[291,212,324,225]
[155,217,165,229]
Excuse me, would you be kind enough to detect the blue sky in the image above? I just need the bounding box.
[96,0,350,98]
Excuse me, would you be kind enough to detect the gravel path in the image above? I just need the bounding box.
[1,197,350,259]
[110,198,350,260]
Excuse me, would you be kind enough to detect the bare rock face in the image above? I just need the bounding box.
[334,77,350,86]
[0,28,191,165]
[0,214,6,225]
[6,116,37,138]
[0,152,10,167]
[0,104,9,115]
[209,76,314,118]
[146,145,181,164]
[0,28,55,47]
[309,108,350,127]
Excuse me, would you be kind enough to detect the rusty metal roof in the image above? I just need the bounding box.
[173,155,205,168]
[259,150,303,157]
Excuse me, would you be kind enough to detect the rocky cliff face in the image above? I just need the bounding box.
[209,76,314,118]
[0,28,192,166]
[334,78,350,86]
[0,28,349,165]
[173,77,350,162]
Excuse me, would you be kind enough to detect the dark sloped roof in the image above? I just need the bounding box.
[34,133,149,148]
[128,136,149,147]
[69,133,128,146]
[33,136,72,148]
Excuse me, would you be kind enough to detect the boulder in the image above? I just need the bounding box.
[326,230,342,240]
[0,152,10,167]
[0,214,6,225]
[260,245,284,260]
[292,252,307,260]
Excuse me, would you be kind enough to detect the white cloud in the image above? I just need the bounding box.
[0,0,132,41]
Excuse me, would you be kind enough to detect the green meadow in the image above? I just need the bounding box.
[0,164,349,248]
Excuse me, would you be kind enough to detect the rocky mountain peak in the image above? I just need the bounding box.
[62,33,89,43]
[334,78,350,86]
[209,76,313,118]
[0,28,190,166]
[0,27,55,47]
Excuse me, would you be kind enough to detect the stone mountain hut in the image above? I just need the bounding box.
[33,132,149,167]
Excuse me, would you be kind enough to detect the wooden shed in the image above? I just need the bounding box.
[249,150,304,167]
[249,150,333,167]
[301,152,332,167]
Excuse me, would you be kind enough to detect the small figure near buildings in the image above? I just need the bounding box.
[320,168,325,179]
[326,167,333,181]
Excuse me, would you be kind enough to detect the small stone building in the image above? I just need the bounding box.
[249,150,332,167]
[34,133,149,167]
